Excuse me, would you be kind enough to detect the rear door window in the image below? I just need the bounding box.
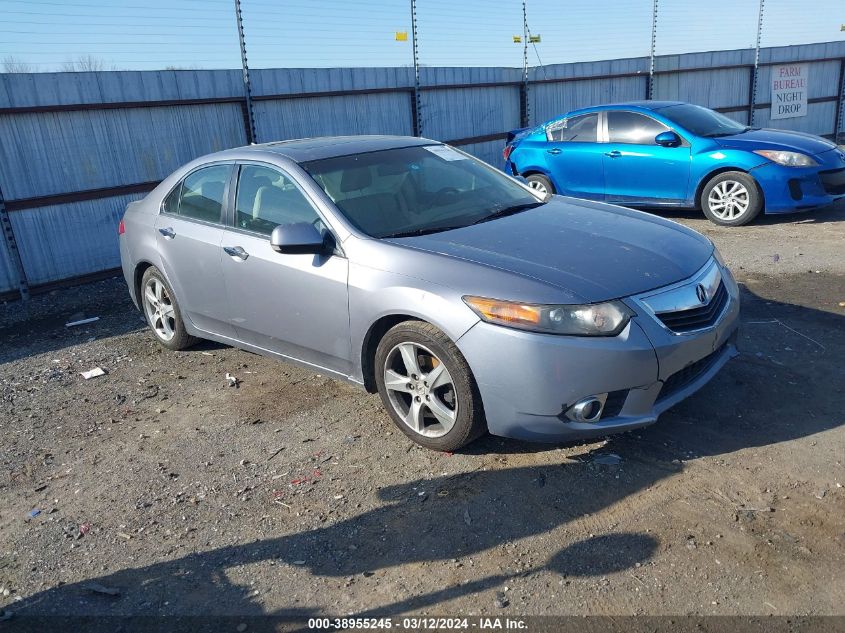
[164,164,231,224]
[546,113,598,142]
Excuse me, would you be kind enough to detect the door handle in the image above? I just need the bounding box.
[604,150,622,158]
[546,148,562,155]
[158,227,175,239]
[223,245,249,261]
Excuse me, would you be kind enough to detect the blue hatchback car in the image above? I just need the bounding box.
[504,101,845,226]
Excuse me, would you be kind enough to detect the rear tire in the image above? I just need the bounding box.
[700,171,762,226]
[374,321,486,451]
[140,266,197,351]
[525,173,555,196]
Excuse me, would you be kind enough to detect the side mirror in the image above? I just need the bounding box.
[270,222,331,255]
[655,131,681,147]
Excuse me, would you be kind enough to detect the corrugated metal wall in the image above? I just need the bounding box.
[0,41,843,299]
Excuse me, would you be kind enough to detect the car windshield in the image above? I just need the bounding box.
[661,103,749,137]
[301,145,543,238]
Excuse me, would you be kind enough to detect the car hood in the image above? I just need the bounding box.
[714,128,837,156]
[386,198,713,303]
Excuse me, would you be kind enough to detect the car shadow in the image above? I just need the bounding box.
[0,277,232,366]
[4,286,844,625]
[643,197,845,225]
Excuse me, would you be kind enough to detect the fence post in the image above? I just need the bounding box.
[749,0,765,127]
[520,0,529,127]
[647,0,658,100]
[234,0,257,144]
[835,58,845,143]
[410,0,422,137]
[0,187,30,301]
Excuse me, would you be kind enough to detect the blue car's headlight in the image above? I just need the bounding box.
[753,150,818,167]
[463,296,633,336]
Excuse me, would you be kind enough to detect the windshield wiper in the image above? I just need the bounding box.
[471,201,545,225]
[381,224,468,238]
[703,126,752,138]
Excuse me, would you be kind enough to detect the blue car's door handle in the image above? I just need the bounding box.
[604,150,622,158]
[546,148,562,155]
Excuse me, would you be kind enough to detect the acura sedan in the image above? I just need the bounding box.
[119,136,739,451]
[504,101,845,226]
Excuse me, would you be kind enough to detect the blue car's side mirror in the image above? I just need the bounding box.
[655,131,682,147]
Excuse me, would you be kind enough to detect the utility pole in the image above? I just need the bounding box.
[648,0,658,100]
[749,0,765,127]
[521,1,529,127]
[234,0,257,144]
[410,0,422,137]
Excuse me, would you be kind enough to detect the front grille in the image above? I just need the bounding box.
[657,281,728,333]
[658,344,726,402]
[819,168,845,195]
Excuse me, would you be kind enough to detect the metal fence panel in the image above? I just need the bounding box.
[252,67,414,96]
[0,70,244,108]
[456,140,506,171]
[254,93,413,141]
[654,67,751,110]
[421,86,520,141]
[755,101,838,136]
[8,193,143,286]
[0,104,247,200]
[532,76,646,126]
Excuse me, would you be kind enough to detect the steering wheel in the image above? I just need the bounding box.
[432,186,461,205]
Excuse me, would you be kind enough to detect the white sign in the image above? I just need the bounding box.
[770,63,808,120]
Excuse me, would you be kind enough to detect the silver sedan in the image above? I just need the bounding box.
[119,136,739,451]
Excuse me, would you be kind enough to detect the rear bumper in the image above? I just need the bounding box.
[118,235,139,309]
[456,260,740,443]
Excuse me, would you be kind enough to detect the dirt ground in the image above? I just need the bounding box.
[0,202,843,625]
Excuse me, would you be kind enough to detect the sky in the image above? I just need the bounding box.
[1,0,843,72]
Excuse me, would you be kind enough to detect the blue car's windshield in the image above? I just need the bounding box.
[301,145,543,238]
[662,103,749,137]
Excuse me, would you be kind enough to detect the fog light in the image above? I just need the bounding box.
[565,394,607,423]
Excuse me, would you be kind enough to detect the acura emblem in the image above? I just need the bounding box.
[696,284,708,304]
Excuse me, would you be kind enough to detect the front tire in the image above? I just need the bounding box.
[140,266,197,351]
[700,171,762,226]
[374,321,486,451]
[525,173,555,196]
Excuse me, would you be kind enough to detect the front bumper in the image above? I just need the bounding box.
[456,259,741,443]
[753,161,845,214]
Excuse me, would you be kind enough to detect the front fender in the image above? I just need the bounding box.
[690,147,769,200]
[347,264,480,383]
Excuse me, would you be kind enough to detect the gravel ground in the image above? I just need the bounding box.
[0,202,843,624]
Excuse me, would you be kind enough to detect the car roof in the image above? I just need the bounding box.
[564,101,686,118]
[234,135,437,163]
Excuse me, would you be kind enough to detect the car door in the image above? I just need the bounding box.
[542,112,604,199]
[155,163,237,337]
[601,110,691,204]
[220,162,352,375]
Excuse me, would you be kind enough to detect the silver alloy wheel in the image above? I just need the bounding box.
[528,180,548,195]
[707,180,750,220]
[142,277,176,342]
[383,342,458,438]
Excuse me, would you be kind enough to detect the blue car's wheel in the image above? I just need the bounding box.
[525,174,555,196]
[701,171,762,227]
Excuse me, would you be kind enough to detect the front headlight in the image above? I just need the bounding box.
[463,296,634,336]
[753,149,818,167]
